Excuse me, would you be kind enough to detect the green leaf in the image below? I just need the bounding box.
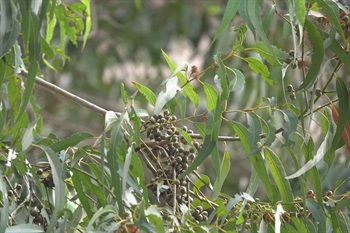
[247,112,261,151]
[71,170,94,219]
[295,0,306,29]
[120,82,128,105]
[203,83,218,112]
[329,41,350,75]
[193,174,212,195]
[251,152,278,205]
[21,121,36,151]
[212,150,230,200]
[264,148,294,210]
[229,121,251,152]
[86,205,117,231]
[0,170,9,233]
[38,145,65,232]
[211,0,240,45]
[0,0,21,58]
[252,42,288,66]
[280,109,298,146]
[153,76,180,114]
[228,68,245,92]
[17,12,40,124]
[81,0,91,49]
[122,147,133,194]
[306,198,326,232]
[297,20,324,90]
[285,108,334,179]
[243,57,274,86]
[107,112,127,215]
[178,135,216,180]
[161,49,199,107]
[213,54,229,99]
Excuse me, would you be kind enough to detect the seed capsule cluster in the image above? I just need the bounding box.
[143,110,202,209]
[339,9,350,40]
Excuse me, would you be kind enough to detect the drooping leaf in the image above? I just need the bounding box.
[331,78,350,154]
[38,145,66,232]
[247,112,261,151]
[0,170,9,233]
[297,20,324,90]
[264,147,294,210]
[0,1,21,58]
[153,76,180,114]
[285,108,335,179]
[329,41,350,75]
[202,83,218,112]
[243,57,274,86]
[213,53,229,99]
[211,0,240,45]
[133,82,156,106]
[212,149,230,200]
[295,0,306,44]
[21,121,36,151]
[280,109,298,146]
[178,135,216,180]
[306,198,326,232]
[228,68,245,92]
[229,121,251,152]
[71,170,94,219]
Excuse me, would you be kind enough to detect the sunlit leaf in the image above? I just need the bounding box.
[21,121,36,151]
[133,81,156,106]
[81,0,91,49]
[71,170,94,219]
[252,42,288,66]
[161,49,199,106]
[153,76,180,114]
[202,83,218,112]
[297,20,324,90]
[243,57,274,86]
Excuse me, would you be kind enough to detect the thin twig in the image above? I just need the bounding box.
[20,70,120,117]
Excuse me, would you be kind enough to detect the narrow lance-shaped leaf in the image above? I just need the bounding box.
[332,106,350,155]
[280,109,298,146]
[264,148,294,210]
[243,57,274,86]
[247,112,261,151]
[212,150,231,200]
[81,0,91,49]
[286,108,335,179]
[38,145,66,232]
[211,0,240,45]
[329,40,350,75]
[297,20,324,90]
[161,49,199,107]
[252,42,288,66]
[177,135,216,180]
[153,76,180,114]
[330,78,349,153]
[202,83,218,112]
[228,68,245,92]
[133,82,156,106]
[213,53,229,99]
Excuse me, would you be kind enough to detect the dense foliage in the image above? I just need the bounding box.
[1,0,350,232]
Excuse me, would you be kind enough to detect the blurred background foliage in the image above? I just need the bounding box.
[37,0,350,198]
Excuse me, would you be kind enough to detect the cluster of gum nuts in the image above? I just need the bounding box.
[142,110,208,222]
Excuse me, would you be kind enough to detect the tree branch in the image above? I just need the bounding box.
[20,70,284,141]
[20,70,121,116]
